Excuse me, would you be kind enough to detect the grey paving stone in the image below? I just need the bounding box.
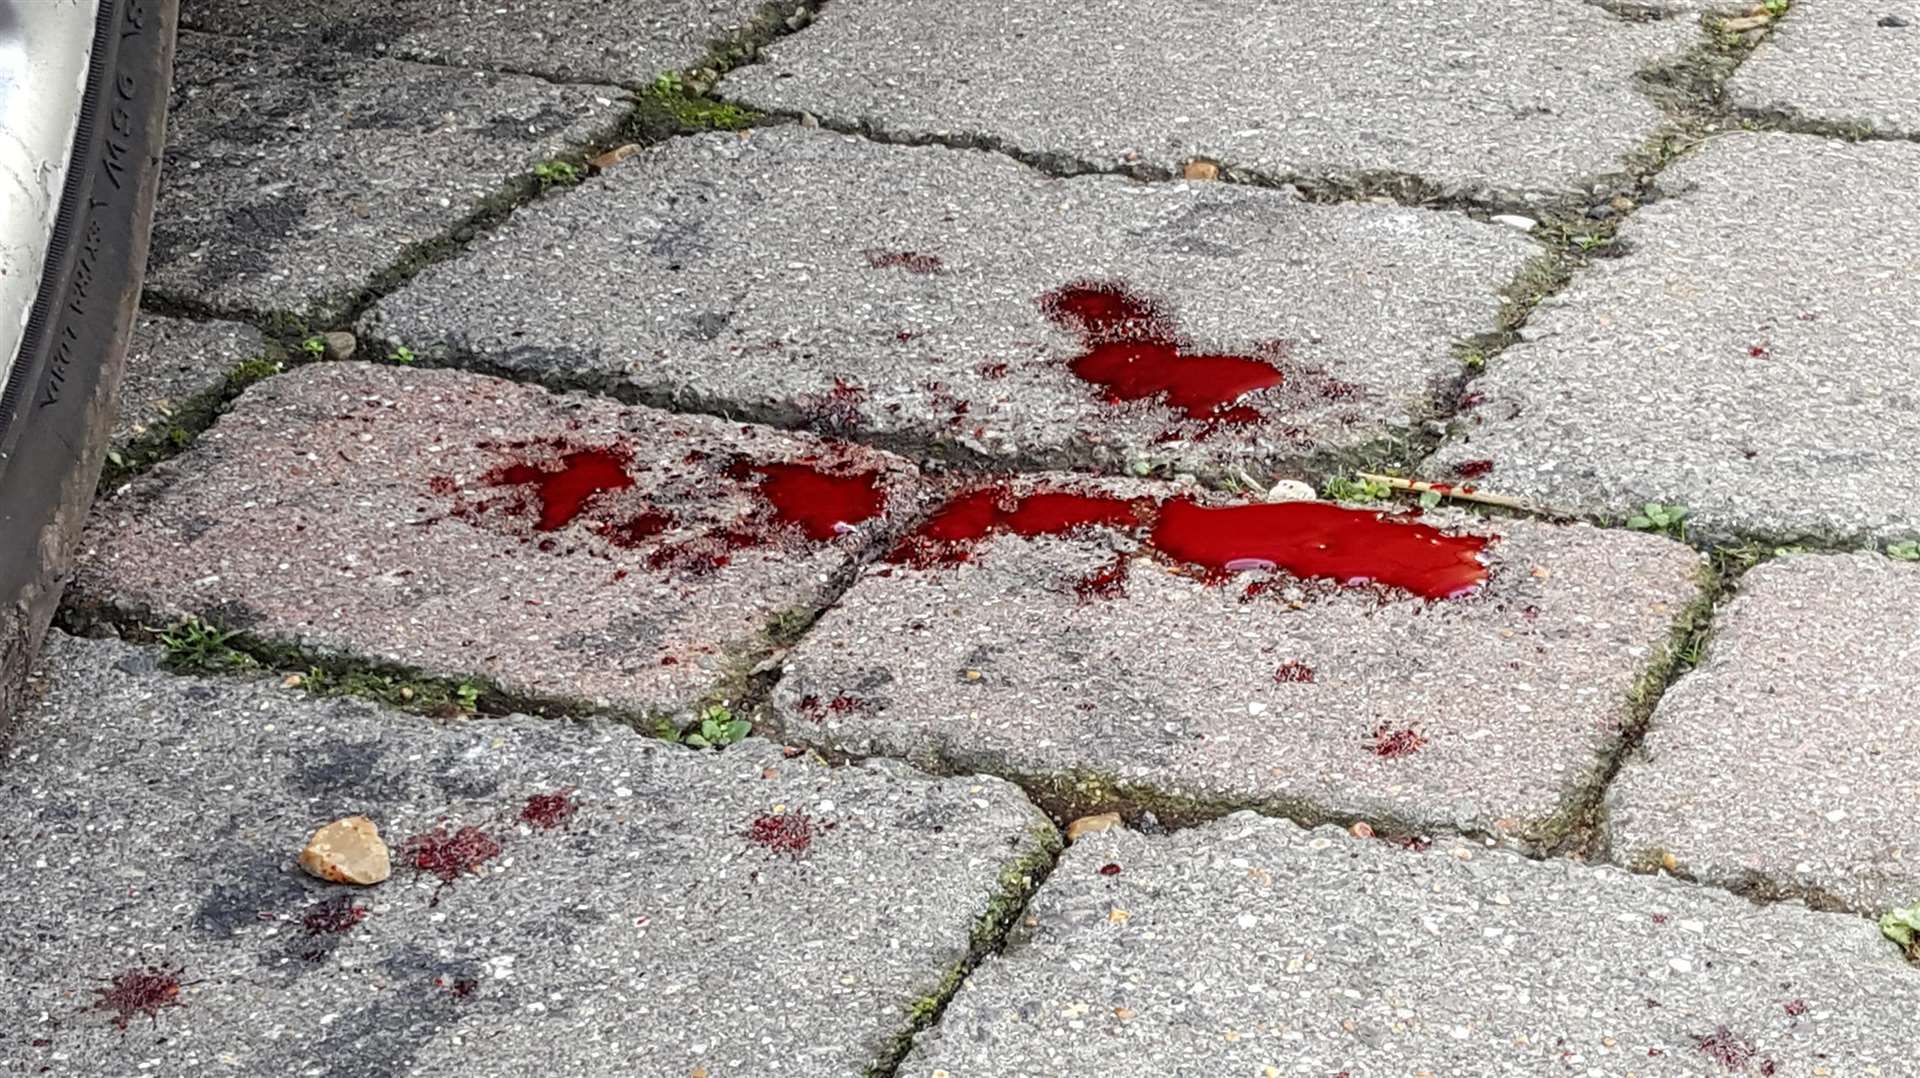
[73,362,923,719]
[771,474,1706,846]
[112,315,265,450]
[182,0,781,87]
[0,633,1054,1077]
[717,0,1697,203]
[1731,1,1920,136]
[366,127,1532,477]
[904,812,1915,1076]
[1427,133,1920,545]
[144,30,627,321]
[1607,553,1920,913]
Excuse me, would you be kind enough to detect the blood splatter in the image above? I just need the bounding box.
[1098,863,1122,877]
[1075,555,1131,601]
[1453,459,1495,479]
[1272,661,1315,684]
[977,362,1009,380]
[747,811,825,857]
[404,825,503,882]
[1784,999,1807,1017]
[1652,913,1671,925]
[828,695,866,714]
[1370,724,1428,758]
[520,790,577,830]
[1041,280,1283,422]
[435,976,478,999]
[887,487,1149,568]
[95,966,184,1030]
[1149,500,1490,600]
[742,462,887,540]
[1695,1027,1757,1070]
[296,897,369,961]
[598,510,673,548]
[482,446,634,531]
[865,249,943,274]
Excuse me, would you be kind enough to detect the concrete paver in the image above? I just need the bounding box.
[718,0,1697,202]
[144,30,626,320]
[113,315,265,451]
[772,475,1705,846]
[1427,133,1920,544]
[367,126,1532,477]
[1731,1,1920,136]
[0,634,1055,1077]
[906,813,1916,1076]
[1607,553,1920,913]
[181,0,782,87]
[74,363,923,720]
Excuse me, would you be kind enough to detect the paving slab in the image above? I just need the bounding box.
[770,474,1706,846]
[0,633,1055,1077]
[1731,1,1920,136]
[112,315,266,451]
[366,126,1532,477]
[717,0,1697,203]
[144,30,627,321]
[182,0,782,87]
[73,362,923,719]
[1427,133,1920,545]
[1607,553,1920,913]
[904,812,1916,1076]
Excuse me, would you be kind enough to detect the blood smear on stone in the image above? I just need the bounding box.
[743,462,887,541]
[483,447,633,531]
[1149,500,1489,599]
[887,487,1148,566]
[1040,280,1284,422]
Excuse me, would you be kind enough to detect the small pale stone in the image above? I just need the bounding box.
[1264,479,1316,502]
[1490,214,1537,231]
[1182,159,1220,181]
[590,143,643,171]
[1066,812,1123,843]
[1349,821,1375,839]
[320,331,357,361]
[299,815,391,885]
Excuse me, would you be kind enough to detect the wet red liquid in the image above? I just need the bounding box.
[1041,281,1285,421]
[888,488,1148,566]
[865,250,943,274]
[1149,500,1490,600]
[1098,863,1122,876]
[405,825,503,882]
[95,967,183,1029]
[484,447,633,531]
[746,462,887,541]
[520,790,577,830]
[599,510,673,548]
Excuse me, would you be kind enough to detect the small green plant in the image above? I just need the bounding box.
[1461,350,1487,372]
[293,667,484,716]
[386,345,416,366]
[1322,475,1392,504]
[1418,489,1443,510]
[533,159,581,188]
[455,680,483,713]
[1762,0,1789,14]
[1572,234,1614,252]
[653,71,684,95]
[1626,502,1688,539]
[1886,540,1920,562]
[301,335,327,356]
[669,705,751,749]
[1880,903,1920,960]
[156,617,256,673]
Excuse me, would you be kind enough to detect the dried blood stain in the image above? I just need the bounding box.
[1783,999,1807,1017]
[1040,280,1283,422]
[95,967,184,1030]
[405,825,503,882]
[1371,724,1428,758]
[1098,863,1123,877]
[1272,661,1316,684]
[1695,1026,1757,1070]
[864,249,943,274]
[747,811,826,857]
[1075,555,1131,601]
[1453,459,1495,479]
[520,790,577,830]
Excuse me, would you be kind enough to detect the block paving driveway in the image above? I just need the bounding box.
[6,1,1919,1075]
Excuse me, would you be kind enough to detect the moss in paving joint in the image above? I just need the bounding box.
[681,0,820,89]
[1730,110,1919,145]
[864,821,1061,1078]
[98,351,290,491]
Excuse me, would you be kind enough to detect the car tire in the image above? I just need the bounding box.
[0,0,177,735]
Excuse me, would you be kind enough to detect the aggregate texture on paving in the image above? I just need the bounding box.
[717,0,1699,204]
[903,813,1918,1076]
[366,126,1534,478]
[72,362,924,720]
[1730,1,1920,136]
[180,0,782,87]
[1426,133,1920,545]
[0,634,1056,1078]
[771,473,1707,847]
[144,30,627,321]
[112,315,266,451]
[1607,553,1920,914]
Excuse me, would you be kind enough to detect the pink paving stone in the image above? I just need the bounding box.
[75,363,922,718]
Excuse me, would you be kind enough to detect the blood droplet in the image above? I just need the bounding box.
[520,790,577,830]
[747,811,821,856]
[1370,724,1428,758]
[95,967,184,1030]
[404,825,503,882]
[1150,500,1489,600]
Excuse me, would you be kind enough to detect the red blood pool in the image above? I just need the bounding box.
[1149,500,1489,600]
[520,790,577,830]
[483,447,633,531]
[404,825,503,882]
[747,811,819,856]
[1453,459,1495,479]
[1004,491,1147,536]
[888,487,1148,566]
[1098,863,1122,876]
[1041,280,1284,422]
[95,967,183,1029]
[744,462,887,541]
[865,249,943,274]
[1371,724,1428,758]
[1272,661,1316,684]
